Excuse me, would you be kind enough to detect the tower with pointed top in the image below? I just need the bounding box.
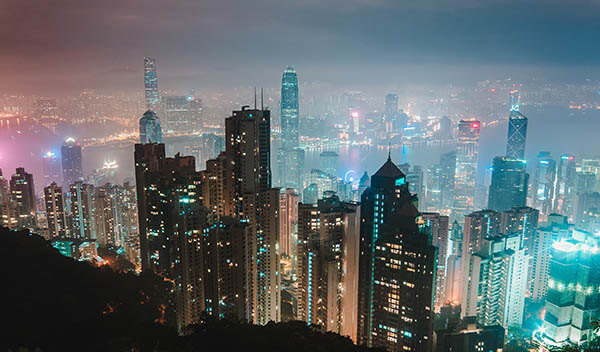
[139,110,163,144]
[506,90,528,160]
[357,155,435,352]
[278,66,304,191]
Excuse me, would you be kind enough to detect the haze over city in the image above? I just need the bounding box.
[3,1,600,351]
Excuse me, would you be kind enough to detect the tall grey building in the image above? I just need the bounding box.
[139,110,163,144]
[278,66,304,190]
[506,90,528,160]
[61,138,83,186]
[144,57,159,110]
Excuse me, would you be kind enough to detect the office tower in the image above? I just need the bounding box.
[44,182,67,239]
[42,151,62,186]
[530,215,572,301]
[487,157,528,212]
[357,156,435,351]
[61,138,83,187]
[453,120,480,218]
[540,229,600,347]
[434,316,504,352]
[358,171,370,198]
[439,151,456,213]
[506,90,528,160]
[225,106,280,325]
[574,192,600,233]
[139,110,163,144]
[437,116,453,140]
[162,95,202,133]
[10,167,36,230]
[303,183,318,204]
[94,182,139,249]
[462,210,501,262]
[134,143,199,278]
[319,151,338,177]
[384,94,398,134]
[533,152,557,218]
[444,221,463,306]
[278,66,304,190]
[279,188,299,257]
[0,169,17,229]
[144,57,159,110]
[462,232,529,328]
[281,66,299,150]
[554,154,577,217]
[69,181,96,239]
[297,194,360,342]
[422,212,450,311]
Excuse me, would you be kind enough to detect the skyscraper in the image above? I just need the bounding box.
[488,156,528,212]
[462,232,529,328]
[42,151,62,186]
[439,151,457,213]
[540,229,600,347]
[506,90,528,160]
[0,169,17,229]
[279,188,299,257]
[533,152,557,218]
[144,57,159,110]
[357,155,435,352]
[10,167,36,230]
[44,182,67,239]
[61,138,83,187]
[421,212,449,311]
[554,154,577,217]
[278,66,304,190]
[225,106,280,324]
[385,93,398,134]
[162,95,202,133]
[69,181,96,239]
[139,110,163,144]
[453,120,480,218]
[297,193,360,342]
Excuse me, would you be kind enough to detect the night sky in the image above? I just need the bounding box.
[2,0,599,93]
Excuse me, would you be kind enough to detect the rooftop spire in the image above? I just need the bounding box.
[387,143,392,161]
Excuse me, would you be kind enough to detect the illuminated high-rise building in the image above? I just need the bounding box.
[42,151,62,186]
[462,231,529,328]
[0,169,17,229]
[438,151,456,213]
[69,181,96,239]
[279,188,299,257]
[421,212,449,311]
[297,193,360,342]
[444,221,463,305]
[540,229,600,347]
[278,66,304,190]
[384,93,398,134]
[139,110,163,144]
[10,167,36,230]
[533,152,557,218]
[61,138,83,187]
[225,106,280,324]
[44,182,67,239]
[574,192,600,233]
[500,206,539,255]
[453,120,480,218]
[488,156,528,212]
[357,155,435,351]
[554,154,577,217]
[506,90,528,160]
[144,57,159,110]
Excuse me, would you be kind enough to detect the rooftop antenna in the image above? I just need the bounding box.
[388,143,392,161]
[254,87,257,109]
[261,88,264,110]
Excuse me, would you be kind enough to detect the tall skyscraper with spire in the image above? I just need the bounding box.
[144,57,159,110]
[278,66,304,191]
[506,90,528,160]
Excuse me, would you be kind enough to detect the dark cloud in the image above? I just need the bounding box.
[1,0,599,93]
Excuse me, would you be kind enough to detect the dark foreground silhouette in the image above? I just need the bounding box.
[2,228,379,352]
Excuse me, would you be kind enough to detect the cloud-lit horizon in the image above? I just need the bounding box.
[2,0,599,93]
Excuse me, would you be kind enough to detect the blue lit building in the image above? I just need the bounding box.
[144,57,159,110]
[506,90,528,160]
[139,110,163,144]
[278,66,304,190]
[357,155,435,352]
[61,138,83,186]
[487,156,528,212]
[533,151,557,218]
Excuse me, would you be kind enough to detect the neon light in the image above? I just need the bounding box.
[471,122,480,129]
